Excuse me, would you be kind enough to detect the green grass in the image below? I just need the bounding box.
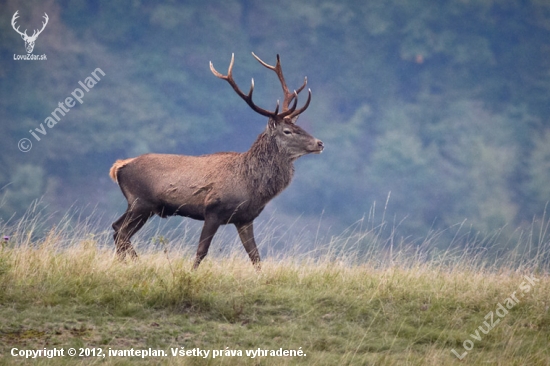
[0,211,549,365]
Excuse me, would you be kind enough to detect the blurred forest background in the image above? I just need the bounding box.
[2,0,550,249]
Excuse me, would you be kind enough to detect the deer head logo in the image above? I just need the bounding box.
[11,11,49,54]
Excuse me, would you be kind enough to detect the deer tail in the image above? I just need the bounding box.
[109,158,136,184]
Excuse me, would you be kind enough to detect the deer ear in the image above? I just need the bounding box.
[287,115,299,124]
[20,34,26,40]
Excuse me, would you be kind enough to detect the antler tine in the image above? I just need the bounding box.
[274,100,280,116]
[210,54,275,118]
[286,76,308,107]
[251,52,277,70]
[279,91,299,119]
[288,88,312,120]
[295,77,308,95]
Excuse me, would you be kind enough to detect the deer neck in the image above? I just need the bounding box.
[242,132,295,200]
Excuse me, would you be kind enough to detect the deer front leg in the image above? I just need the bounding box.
[235,222,261,271]
[193,217,221,269]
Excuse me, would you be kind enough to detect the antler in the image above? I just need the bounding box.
[31,13,49,39]
[11,11,48,40]
[210,53,278,118]
[210,53,311,121]
[11,11,27,37]
[251,52,311,121]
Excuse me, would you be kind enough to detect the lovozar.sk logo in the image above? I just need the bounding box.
[11,10,48,60]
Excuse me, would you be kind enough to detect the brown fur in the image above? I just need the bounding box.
[110,53,323,270]
[109,158,136,183]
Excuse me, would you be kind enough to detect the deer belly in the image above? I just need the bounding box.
[153,202,205,220]
[212,200,266,224]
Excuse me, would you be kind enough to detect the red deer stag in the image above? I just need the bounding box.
[109,53,324,269]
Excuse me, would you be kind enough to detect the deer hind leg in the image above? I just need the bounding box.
[235,222,261,271]
[193,217,221,269]
[112,204,152,260]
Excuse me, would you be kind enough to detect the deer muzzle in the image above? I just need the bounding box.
[312,139,324,154]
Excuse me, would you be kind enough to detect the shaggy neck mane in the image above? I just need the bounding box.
[241,131,295,200]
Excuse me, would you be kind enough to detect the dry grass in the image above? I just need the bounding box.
[0,207,549,365]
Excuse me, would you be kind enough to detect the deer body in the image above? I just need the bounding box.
[111,53,323,269]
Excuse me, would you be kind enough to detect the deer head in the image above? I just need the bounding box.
[11,11,49,54]
[210,53,323,159]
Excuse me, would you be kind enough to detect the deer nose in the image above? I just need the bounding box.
[316,140,324,151]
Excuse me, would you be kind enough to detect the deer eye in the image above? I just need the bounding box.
[283,129,292,135]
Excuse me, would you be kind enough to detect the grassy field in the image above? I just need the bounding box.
[0,211,549,365]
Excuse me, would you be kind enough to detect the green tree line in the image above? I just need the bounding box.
[1,0,550,247]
